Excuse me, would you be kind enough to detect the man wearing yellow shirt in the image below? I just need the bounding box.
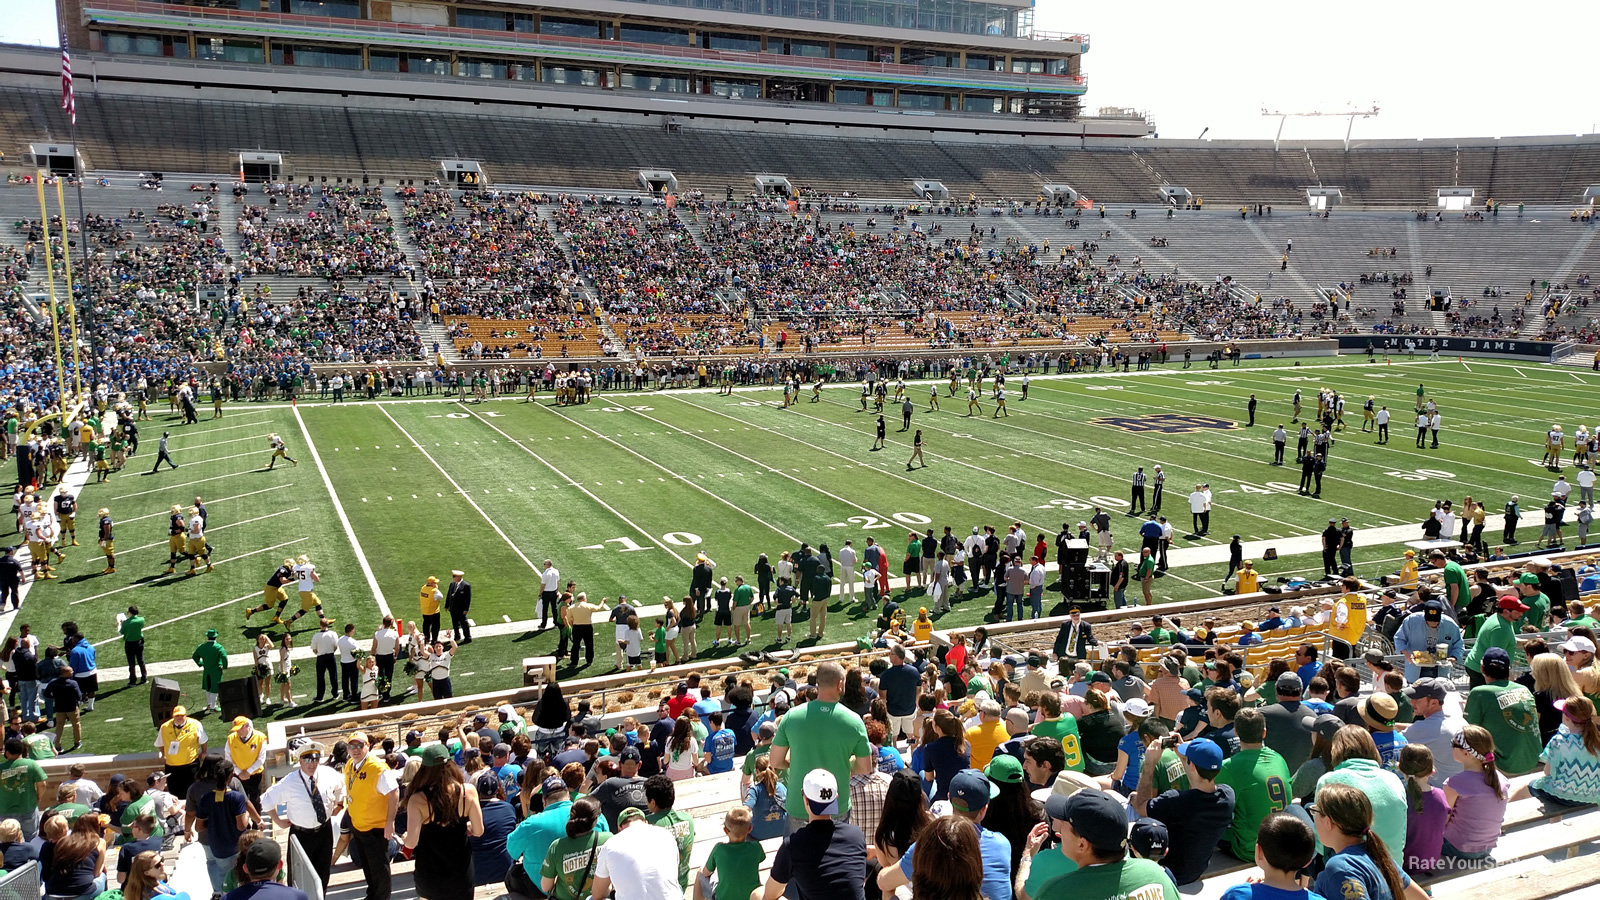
[1327,576,1368,659]
[419,576,443,644]
[155,705,208,798]
[227,716,268,812]
[1395,550,1419,590]
[965,698,1010,769]
[1235,561,1260,595]
[569,593,609,669]
[343,731,400,900]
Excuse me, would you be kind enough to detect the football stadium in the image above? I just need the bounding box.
[0,0,1598,897]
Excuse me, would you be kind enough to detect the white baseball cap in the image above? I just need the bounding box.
[1561,636,1597,655]
[1122,698,1153,717]
[802,769,840,816]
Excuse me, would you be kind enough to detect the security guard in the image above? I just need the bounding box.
[343,732,400,900]
[155,705,208,797]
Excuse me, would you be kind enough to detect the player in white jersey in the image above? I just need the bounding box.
[966,387,983,417]
[287,555,327,625]
[266,433,298,470]
[185,509,213,574]
[993,388,1009,418]
[928,381,940,411]
[1544,426,1565,468]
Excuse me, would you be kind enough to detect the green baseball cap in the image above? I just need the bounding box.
[985,754,1024,784]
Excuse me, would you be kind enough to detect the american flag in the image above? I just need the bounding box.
[61,46,75,125]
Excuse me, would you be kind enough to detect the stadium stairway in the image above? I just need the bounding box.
[413,320,460,363]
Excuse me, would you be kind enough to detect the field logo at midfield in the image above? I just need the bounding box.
[1091,413,1239,434]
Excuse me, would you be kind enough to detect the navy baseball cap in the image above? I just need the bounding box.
[1177,738,1224,771]
[540,775,567,795]
[948,768,1000,813]
[1129,817,1170,860]
[1044,789,1128,853]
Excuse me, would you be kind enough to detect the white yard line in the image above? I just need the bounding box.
[293,405,391,618]
[539,406,804,545]
[118,484,295,523]
[110,508,301,557]
[120,448,265,476]
[91,590,264,646]
[161,433,270,453]
[166,420,273,439]
[70,538,309,605]
[107,469,269,501]
[377,404,541,574]
[451,403,695,568]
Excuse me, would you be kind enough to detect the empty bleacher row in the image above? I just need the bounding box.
[8,85,1600,208]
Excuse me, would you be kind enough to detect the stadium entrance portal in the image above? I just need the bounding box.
[1306,187,1343,211]
[754,174,794,199]
[238,151,282,183]
[1437,186,1475,211]
[639,170,678,195]
[440,159,486,189]
[27,142,82,177]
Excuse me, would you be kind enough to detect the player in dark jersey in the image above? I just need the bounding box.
[245,558,298,624]
[162,505,186,575]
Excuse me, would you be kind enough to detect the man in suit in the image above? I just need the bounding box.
[445,569,473,644]
[1053,607,1095,674]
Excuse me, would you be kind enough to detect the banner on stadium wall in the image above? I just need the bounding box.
[1076,196,1094,209]
[1335,335,1556,358]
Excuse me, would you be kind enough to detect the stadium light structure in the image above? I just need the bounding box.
[1261,104,1380,151]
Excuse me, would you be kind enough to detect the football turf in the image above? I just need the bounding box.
[23,354,1599,752]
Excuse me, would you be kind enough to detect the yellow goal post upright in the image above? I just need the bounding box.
[23,171,88,443]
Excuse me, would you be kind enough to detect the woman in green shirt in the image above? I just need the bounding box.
[539,797,610,900]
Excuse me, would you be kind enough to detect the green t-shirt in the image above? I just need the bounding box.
[705,839,765,900]
[1441,562,1470,608]
[654,626,667,655]
[1523,591,1550,631]
[1565,615,1600,631]
[1152,748,1190,794]
[538,831,610,900]
[741,744,772,776]
[772,700,871,819]
[120,616,146,643]
[1136,557,1156,578]
[1463,614,1519,673]
[1465,680,1543,775]
[1147,628,1174,645]
[1031,716,1086,773]
[1024,847,1079,898]
[23,735,55,760]
[647,808,695,889]
[1215,746,1292,861]
[732,584,755,608]
[51,802,92,824]
[1389,690,1415,725]
[0,758,44,815]
[1035,857,1179,900]
[121,793,164,841]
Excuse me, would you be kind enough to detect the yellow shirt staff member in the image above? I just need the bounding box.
[1236,561,1260,594]
[343,731,400,837]
[419,576,444,644]
[1327,577,1369,649]
[227,716,268,785]
[1396,550,1419,589]
[156,706,208,795]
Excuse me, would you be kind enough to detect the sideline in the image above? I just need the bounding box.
[294,404,390,617]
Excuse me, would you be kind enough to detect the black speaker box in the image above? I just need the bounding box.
[149,678,181,728]
[218,676,261,720]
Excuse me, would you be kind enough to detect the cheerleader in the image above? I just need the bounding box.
[406,623,428,698]
[951,545,968,593]
[276,633,296,707]
[358,655,380,710]
[253,634,273,708]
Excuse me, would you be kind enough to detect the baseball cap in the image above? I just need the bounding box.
[492,743,511,759]
[985,754,1024,784]
[803,769,841,816]
[619,746,643,763]
[241,837,282,878]
[348,731,369,746]
[1129,817,1170,860]
[1562,636,1598,655]
[1275,672,1304,695]
[1183,688,1204,704]
[1497,595,1530,613]
[1301,713,1345,742]
[171,706,187,717]
[1359,693,1400,732]
[1087,671,1112,685]
[948,768,1000,813]
[618,807,648,826]
[1483,647,1513,671]
[419,744,452,767]
[1044,789,1128,853]
[1404,678,1448,702]
[1517,572,1542,585]
[1159,657,1183,676]
[145,771,167,785]
[404,730,423,743]
[542,775,568,795]
[472,714,489,726]
[1122,698,1153,718]
[1176,738,1224,771]
[1027,653,1045,668]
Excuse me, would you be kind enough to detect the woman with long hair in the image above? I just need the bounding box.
[982,756,1041,875]
[276,633,296,707]
[402,748,485,900]
[665,715,701,781]
[905,816,982,900]
[1312,782,1428,900]
[42,812,109,900]
[1522,695,1600,806]
[253,634,273,708]
[122,849,183,900]
[842,668,873,717]
[678,594,700,659]
[530,678,570,759]
[1398,743,1448,879]
[919,709,970,801]
[743,755,788,841]
[754,553,774,614]
[1290,715,1340,802]
[1531,653,1582,745]
[1441,724,1508,861]
[874,770,934,875]
[537,797,610,900]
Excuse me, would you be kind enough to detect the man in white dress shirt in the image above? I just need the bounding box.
[263,742,345,888]
[539,560,560,631]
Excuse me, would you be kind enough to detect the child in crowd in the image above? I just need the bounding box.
[1442,725,1508,861]
[1398,744,1448,878]
[695,807,764,900]
[1219,811,1320,900]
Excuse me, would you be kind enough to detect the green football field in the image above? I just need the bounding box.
[20,354,1599,752]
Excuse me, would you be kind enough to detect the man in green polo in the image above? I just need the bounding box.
[1463,595,1525,689]
[1430,549,1470,612]
[731,575,755,647]
[1514,572,1549,631]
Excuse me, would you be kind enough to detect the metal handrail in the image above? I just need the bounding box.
[85,0,1087,92]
